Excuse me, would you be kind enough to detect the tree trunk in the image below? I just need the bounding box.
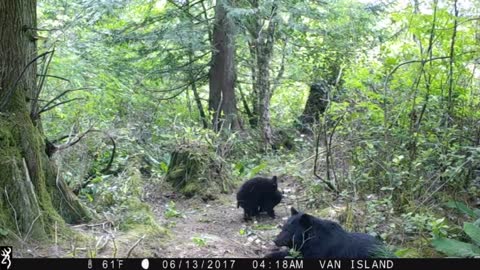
[185,1,208,129]
[298,81,330,134]
[247,41,259,128]
[446,0,458,128]
[0,0,90,241]
[188,52,208,129]
[208,0,240,131]
[254,4,277,148]
[257,48,274,147]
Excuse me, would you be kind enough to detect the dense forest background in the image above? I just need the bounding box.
[1,0,480,258]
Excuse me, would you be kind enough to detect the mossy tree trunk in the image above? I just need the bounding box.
[0,0,90,242]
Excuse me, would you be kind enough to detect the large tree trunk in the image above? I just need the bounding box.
[298,81,330,134]
[0,0,90,242]
[208,0,240,131]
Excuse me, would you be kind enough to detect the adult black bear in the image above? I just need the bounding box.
[236,176,282,221]
[268,207,391,258]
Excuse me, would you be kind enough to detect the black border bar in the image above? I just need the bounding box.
[4,258,480,270]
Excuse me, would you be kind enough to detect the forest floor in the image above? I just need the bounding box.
[10,175,306,258]
[143,175,303,258]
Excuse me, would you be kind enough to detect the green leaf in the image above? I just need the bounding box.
[234,162,245,175]
[432,237,480,257]
[159,162,169,173]
[248,162,267,178]
[0,228,9,237]
[474,218,480,227]
[192,236,207,247]
[446,201,478,218]
[464,223,480,246]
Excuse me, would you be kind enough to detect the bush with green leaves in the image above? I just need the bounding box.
[431,201,480,257]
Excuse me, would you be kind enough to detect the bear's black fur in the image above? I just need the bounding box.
[271,207,387,258]
[236,176,282,221]
[259,189,282,215]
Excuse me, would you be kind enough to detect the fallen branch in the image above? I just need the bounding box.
[126,234,146,258]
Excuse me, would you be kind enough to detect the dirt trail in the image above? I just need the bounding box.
[11,177,302,258]
[147,177,302,258]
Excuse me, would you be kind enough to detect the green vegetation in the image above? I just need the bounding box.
[432,201,480,257]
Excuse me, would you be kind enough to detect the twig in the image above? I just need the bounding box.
[0,51,53,111]
[4,187,21,236]
[23,214,41,243]
[414,159,470,211]
[95,235,110,253]
[35,49,55,112]
[127,234,146,258]
[39,88,89,113]
[19,158,43,243]
[313,124,338,193]
[112,234,118,258]
[22,158,41,214]
[38,98,84,114]
[37,74,70,82]
[71,221,113,228]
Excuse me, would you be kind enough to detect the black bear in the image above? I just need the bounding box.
[236,176,282,221]
[268,207,390,258]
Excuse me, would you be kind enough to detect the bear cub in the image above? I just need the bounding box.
[269,207,388,258]
[236,176,282,221]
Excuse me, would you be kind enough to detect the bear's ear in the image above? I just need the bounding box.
[272,176,277,184]
[299,214,312,228]
[290,207,299,215]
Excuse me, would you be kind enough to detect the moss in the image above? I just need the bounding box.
[165,142,234,199]
[0,110,90,244]
[120,198,157,230]
[182,181,202,198]
[90,165,162,236]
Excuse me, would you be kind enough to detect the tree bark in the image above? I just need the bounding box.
[208,0,240,131]
[254,4,277,148]
[0,0,90,241]
[298,81,330,134]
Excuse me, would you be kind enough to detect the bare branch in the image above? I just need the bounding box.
[37,74,70,82]
[38,98,85,114]
[37,88,90,116]
[0,50,53,111]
